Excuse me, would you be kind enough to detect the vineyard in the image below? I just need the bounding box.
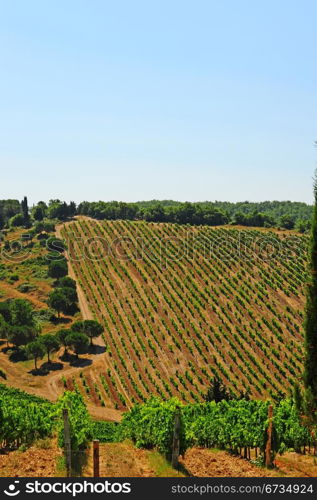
[59,218,307,409]
[0,384,54,449]
[119,397,311,459]
[0,384,91,452]
[0,384,312,469]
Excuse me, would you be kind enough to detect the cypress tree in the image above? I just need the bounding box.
[304,170,317,409]
[21,196,30,227]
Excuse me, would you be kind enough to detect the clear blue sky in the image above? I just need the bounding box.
[1,0,316,204]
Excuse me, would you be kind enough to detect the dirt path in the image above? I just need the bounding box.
[84,443,156,477]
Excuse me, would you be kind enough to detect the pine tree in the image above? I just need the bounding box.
[304,170,317,409]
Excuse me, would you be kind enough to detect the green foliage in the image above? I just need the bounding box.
[9,213,24,227]
[48,283,78,317]
[8,325,37,348]
[56,328,70,350]
[48,259,68,279]
[32,202,47,221]
[91,421,119,442]
[55,276,77,290]
[120,398,184,454]
[0,199,21,228]
[71,320,103,345]
[55,391,92,450]
[0,385,91,452]
[40,333,60,362]
[66,331,89,355]
[48,289,69,317]
[204,377,236,403]
[17,282,37,293]
[10,299,36,328]
[46,236,66,254]
[119,397,311,456]
[21,196,31,227]
[0,384,54,447]
[304,172,317,411]
[77,200,312,229]
[47,200,76,221]
[26,340,46,369]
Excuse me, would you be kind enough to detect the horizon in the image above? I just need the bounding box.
[3,196,314,207]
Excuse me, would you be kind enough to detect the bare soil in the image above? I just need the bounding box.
[180,448,317,477]
[0,440,62,477]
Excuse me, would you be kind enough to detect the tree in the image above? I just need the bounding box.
[61,287,78,309]
[204,377,234,403]
[8,325,37,348]
[304,171,317,410]
[32,201,47,221]
[9,213,24,227]
[66,332,89,358]
[40,334,60,363]
[55,276,77,289]
[71,320,103,346]
[56,329,70,356]
[48,259,68,279]
[46,237,66,254]
[280,215,295,230]
[10,299,35,328]
[26,340,45,370]
[48,290,68,318]
[0,301,12,323]
[295,219,310,234]
[0,314,9,345]
[21,196,31,227]
[47,200,69,220]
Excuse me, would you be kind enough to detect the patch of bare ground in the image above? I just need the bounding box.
[180,448,317,477]
[84,442,155,477]
[0,439,62,477]
[180,448,279,477]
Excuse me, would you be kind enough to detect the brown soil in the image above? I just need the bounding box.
[180,448,278,477]
[84,442,155,477]
[0,440,62,477]
[180,448,317,477]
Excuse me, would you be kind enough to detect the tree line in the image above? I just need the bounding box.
[77,200,312,231]
[0,198,312,232]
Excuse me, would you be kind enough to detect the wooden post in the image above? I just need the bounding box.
[265,405,273,468]
[171,408,181,468]
[93,439,100,477]
[63,409,72,477]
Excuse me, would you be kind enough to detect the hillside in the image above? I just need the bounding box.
[58,218,306,409]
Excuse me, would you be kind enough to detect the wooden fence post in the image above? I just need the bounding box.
[63,409,72,477]
[93,439,100,477]
[265,405,273,468]
[171,408,181,468]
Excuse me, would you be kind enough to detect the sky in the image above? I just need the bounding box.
[0,0,316,205]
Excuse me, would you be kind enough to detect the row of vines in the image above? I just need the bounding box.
[119,398,311,460]
[61,219,306,409]
[0,384,91,450]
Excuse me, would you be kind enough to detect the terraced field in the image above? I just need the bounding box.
[60,218,307,410]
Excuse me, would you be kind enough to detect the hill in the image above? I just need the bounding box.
[58,218,306,409]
